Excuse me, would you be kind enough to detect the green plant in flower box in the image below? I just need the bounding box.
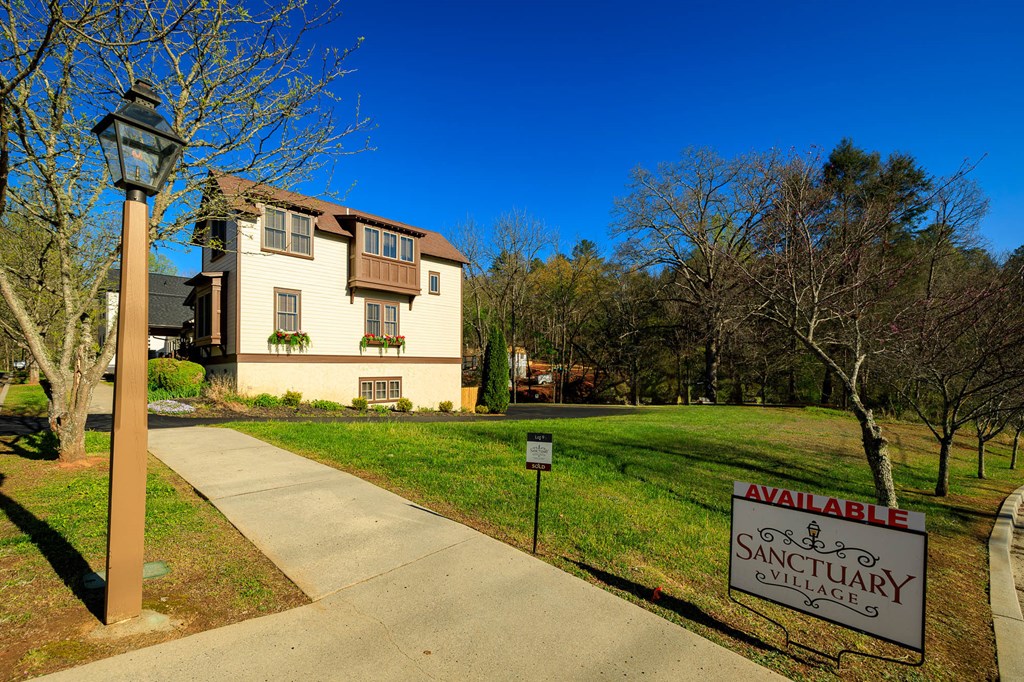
[359,334,406,351]
[268,330,311,350]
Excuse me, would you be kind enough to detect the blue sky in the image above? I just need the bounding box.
[167,0,1023,274]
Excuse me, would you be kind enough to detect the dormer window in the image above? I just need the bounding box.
[351,220,422,297]
[363,226,417,264]
[263,206,313,258]
[364,226,380,255]
[400,236,414,262]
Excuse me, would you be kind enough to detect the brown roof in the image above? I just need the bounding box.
[208,174,467,264]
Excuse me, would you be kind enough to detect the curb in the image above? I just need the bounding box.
[990,483,1024,680]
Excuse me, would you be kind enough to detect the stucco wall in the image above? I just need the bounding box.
[234,360,461,409]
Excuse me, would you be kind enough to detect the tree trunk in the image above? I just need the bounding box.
[704,337,718,403]
[730,368,743,405]
[675,348,683,404]
[28,360,39,384]
[935,435,953,497]
[46,381,94,463]
[977,437,986,480]
[1012,428,1021,470]
[820,366,833,405]
[849,394,898,507]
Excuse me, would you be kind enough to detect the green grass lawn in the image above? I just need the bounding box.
[230,406,1020,681]
[2,384,48,417]
[0,424,307,679]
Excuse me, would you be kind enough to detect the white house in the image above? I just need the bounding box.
[101,271,193,371]
[186,174,466,408]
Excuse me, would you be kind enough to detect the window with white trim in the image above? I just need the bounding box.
[364,227,380,255]
[383,232,397,259]
[400,236,414,262]
[428,271,440,295]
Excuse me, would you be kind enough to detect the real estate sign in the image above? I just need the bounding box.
[730,481,927,652]
[526,432,552,471]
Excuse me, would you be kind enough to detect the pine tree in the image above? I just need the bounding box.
[480,326,510,413]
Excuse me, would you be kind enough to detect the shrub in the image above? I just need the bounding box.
[310,399,343,411]
[480,326,510,414]
[202,374,236,403]
[250,393,281,408]
[475,405,489,414]
[147,387,178,402]
[372,404,390,415]
[395,397,413,412]
[282,390,302,408]
[351,396,368,411]
[438,400,454,413]
[147,358,205,398]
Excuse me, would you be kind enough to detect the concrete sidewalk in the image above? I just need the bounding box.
[43,426,785,681]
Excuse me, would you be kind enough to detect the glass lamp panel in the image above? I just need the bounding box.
[116,120,162,188]
[96,124,123,184]
[118,102,173,133]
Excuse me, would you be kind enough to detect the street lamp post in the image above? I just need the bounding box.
[92,79,185,625]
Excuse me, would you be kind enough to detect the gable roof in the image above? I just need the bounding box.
[206,174,468,264]
[107,271,193,329]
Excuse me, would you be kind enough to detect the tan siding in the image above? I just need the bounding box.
[239,215,350,354]
[238,211,462,359]
[403,257,462,357]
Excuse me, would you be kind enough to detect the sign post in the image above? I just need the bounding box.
[526,433,552,554]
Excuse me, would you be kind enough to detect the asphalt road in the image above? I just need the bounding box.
[0,403,644,437]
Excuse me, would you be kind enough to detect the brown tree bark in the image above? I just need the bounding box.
[935,436,953,497]
[1012,427,1022,470]
[849,393,898,507]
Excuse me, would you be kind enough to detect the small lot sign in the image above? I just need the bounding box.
[730,481,927,652]
[526,432,552,471]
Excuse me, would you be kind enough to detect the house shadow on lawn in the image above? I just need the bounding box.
[0,473,103,621]
[565,558,810,664]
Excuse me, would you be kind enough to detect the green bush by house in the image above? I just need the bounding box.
[147,358,205,399]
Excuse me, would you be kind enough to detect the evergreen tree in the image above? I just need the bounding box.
[480,326,510,413]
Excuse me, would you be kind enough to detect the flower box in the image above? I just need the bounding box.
[360,334,406,352]
[268,330,311,351]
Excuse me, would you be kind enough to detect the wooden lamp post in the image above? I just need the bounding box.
[92,79,185,625]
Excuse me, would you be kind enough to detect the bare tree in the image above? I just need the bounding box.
[613,148,778,403]
[0,0,370,461]
[886,252,1024,494]
[744,143,932,508]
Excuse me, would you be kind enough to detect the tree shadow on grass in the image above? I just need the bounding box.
[1,430,59,461]
[565,558,808,662]
[0,473,103,621]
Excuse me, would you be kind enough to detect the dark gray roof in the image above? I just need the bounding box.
[108,270,193,329]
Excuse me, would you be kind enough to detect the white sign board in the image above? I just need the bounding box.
[526,433,552,471]
[730,481,927,652]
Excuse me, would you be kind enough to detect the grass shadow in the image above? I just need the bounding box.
[565,558,800,659]
[2,430,59,461]
[0,473,103,621]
